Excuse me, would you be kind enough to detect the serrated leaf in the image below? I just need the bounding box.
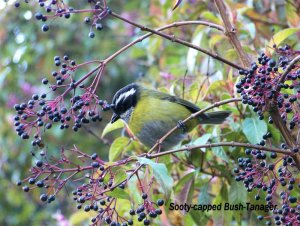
[101,120,125,138]
[137,157,173,199]
[242,117,267,144]
[109,137,130,162]
[108,187,130,200]
[192,133,211,151]
[268,28,300,54]
[229,180,247,204]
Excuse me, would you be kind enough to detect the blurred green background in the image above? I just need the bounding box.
[0,1,146,225]
[0,0,299,225]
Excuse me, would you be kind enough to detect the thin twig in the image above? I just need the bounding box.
[214,0,252,68]
[148,141,291,159]
[82,125,110,145]
[103,20,225,65]
[108,12,244,70]
[102,164,143,194]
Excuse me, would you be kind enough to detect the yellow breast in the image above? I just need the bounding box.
[127,96,198,148]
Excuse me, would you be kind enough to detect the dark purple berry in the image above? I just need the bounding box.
[142,193,148,199]
[91,153,98,160]
[89,32,95,38]
[157,199,164,206]
[40,194,48,202]
[36,160,43,167]
[42,24,49,32]
[35,12,43,20]
[23,186,29,192]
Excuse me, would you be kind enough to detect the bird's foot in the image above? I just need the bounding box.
[177,120,187,133]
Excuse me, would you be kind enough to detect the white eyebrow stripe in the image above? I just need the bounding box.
[115,88,136,105]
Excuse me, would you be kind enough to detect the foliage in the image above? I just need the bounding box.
[0,0,300,226]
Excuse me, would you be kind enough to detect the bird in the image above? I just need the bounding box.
[110,83,231,150]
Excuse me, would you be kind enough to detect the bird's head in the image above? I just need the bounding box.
[110,83,140,124]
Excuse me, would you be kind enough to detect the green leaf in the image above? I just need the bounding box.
[285,1,299,27]
[201,11,222,24]
[189,209,208,225]
[174,171,195,193]
[113,169,127,186]
[228,180,246,225]
[137,157,174,199]
[178,176,194,207]
[109,137,130,162]
[267,124,281,144]
[189,82,200,101]
[242,117,267,144]
[108,187,130,200]
[208,79,227,94]
[229,180,247,204]
[209,34,224,49]
[192,133,211,151]
[211,146,228,162]
[188,134,211,167]
[268,28,300,54]
[198,184,210,205]
[101,120,125,138]
[212,185,232,225]
[225,46,255,62]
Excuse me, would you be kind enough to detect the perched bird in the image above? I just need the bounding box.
[110,83,230,150]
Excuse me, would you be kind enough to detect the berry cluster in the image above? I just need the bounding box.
[17,146,164,226]
[237,45,300,129]
[13,55,110,145]
[234,129,300,225]
[126,199,164,226]
[14,0,110,37]
[77,191,164,226]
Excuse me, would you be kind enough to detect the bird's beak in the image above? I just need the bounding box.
[111,113,120,124]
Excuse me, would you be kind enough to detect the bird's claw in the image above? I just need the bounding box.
[177,120,186,132]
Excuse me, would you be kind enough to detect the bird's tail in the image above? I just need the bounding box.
[200,111,231,124]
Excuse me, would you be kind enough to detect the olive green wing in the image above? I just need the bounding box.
[142,88,200,112]
[143,88,230,124]
[141,87,197,111]
[156,91,230,124]
[160,95,200,113]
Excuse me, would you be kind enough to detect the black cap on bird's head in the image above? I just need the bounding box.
[110,83,139,123]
